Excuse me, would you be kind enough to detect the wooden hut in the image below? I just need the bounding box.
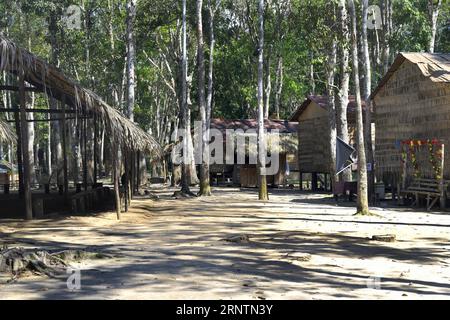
[289,95,371,191]
[371,52,450,188]
[208,119,298,188]
[0,35,161,220]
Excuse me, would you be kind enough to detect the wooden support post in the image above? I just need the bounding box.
[113,142,121,220]
[312,173,318,192]
[61,94,69,201]
[83,109,88,191]
[299,172,303,191]
[136,151,141,192]
[124,150,129,212]
[19,75,32,220]
[130,151,135,198]
[93,113,98,184]
[440,144,446,209]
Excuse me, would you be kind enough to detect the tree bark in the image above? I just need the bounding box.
[197,0,212,196]
[349,0,370,215]
[362,0,375,202]
[126,0,137,122]
[274,56,283,120]
[428,0,442,53]
[180,0,191,194]
[337,0,352,182]
[257,0,268,201]
[381,0,393,73]
[327,37,338,194]
[264,49,271,119]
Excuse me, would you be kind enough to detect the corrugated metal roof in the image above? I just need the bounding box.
[370,52,450,99]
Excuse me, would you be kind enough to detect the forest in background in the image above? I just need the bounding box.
[1,0,448,147]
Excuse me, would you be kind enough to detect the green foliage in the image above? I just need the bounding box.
[1,0,448,147]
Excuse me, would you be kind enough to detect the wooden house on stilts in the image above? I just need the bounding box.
[372,52,450,209]
[289,95,372,191]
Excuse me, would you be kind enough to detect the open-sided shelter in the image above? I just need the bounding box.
[0,35,161,220]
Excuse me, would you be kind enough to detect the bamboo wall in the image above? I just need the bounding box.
[374,60,450,184]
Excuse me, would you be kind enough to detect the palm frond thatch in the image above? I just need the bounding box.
[0,35,161,158]
[0,119,16,144]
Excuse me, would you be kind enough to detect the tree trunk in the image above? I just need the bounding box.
[381,0,393,73]
[274,56,283,120]
[257,0,268,201]
[309,52,315,95]
[26,91,36,185]
[126,0,137,122]
[197,0,211,196]
[337,0,352,182]
[48,14,62,186]
[327,37,338,194]
[349,0,370,215]
[264,50,271,119]
[362,0,375,202]
[428,0,442,53]
[180,0,191,194]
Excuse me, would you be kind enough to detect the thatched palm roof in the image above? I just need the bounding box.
[370,52,450,99]
[0,35,161,156]
[0,119,16,144]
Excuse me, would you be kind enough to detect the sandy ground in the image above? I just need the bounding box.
[1,187,450,300]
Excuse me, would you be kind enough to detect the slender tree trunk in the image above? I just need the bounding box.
[197,0,211,196]
[349,0,370,215]
[49,14,62,186]
[257,0,268,200]
[264,50,271,119]
[338,0,352,182]
[309,52,315,95]
[26,92,36,185]
[381,0,393,73]
[274,56,283,120]
[206,0,218,130]
[327,37,338,193]
[428,0,442,53]
[180,0,191,194]
[362,0,375,202]
[126,0,137,122]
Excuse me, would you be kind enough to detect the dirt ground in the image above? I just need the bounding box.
[1,187,450,300]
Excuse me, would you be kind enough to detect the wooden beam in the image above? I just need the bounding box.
[0,108,81,114]
[6,116,92,123]
[19,75,33,220]
[0,85,42,93]
[61,94,69,201]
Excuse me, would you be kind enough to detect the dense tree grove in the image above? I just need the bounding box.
[0,0,449,200]
[2,0,448,138]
